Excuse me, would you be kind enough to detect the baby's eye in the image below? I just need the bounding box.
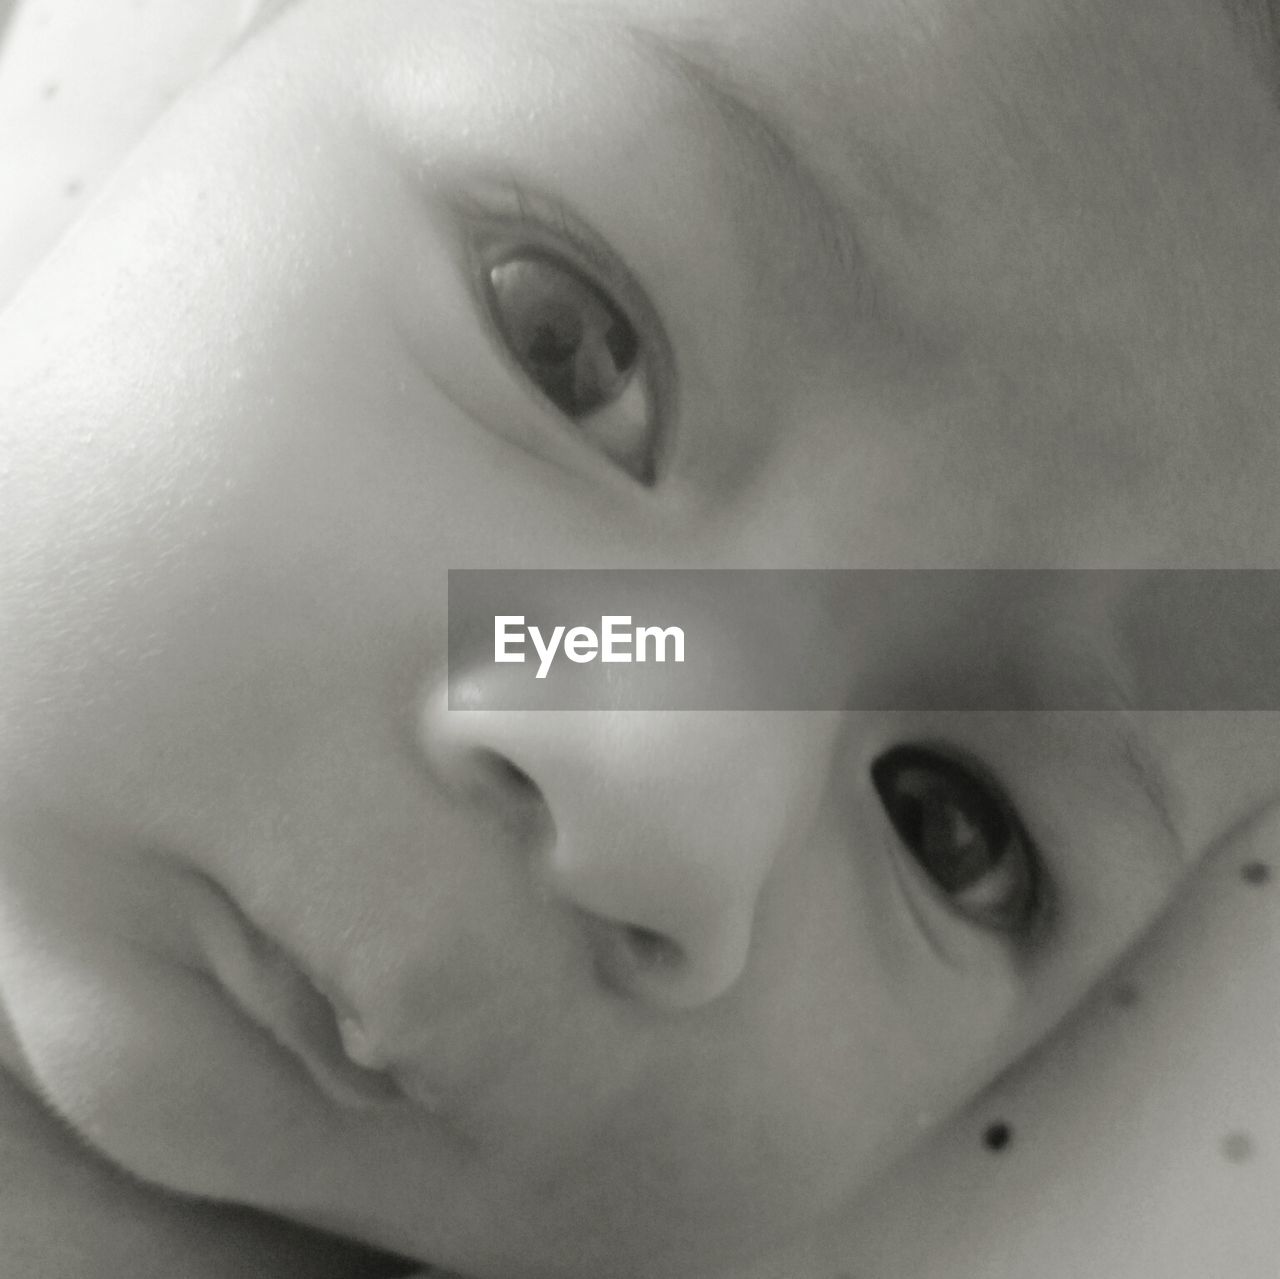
[870,745,1041,933]
[484,249,658,484]
[488,252,637,417]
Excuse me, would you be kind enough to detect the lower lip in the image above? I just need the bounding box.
[190,877,405,1110]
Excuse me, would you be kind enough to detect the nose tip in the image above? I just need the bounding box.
[421,681,831,1012]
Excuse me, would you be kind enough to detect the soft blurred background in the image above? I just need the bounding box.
[0,0,263,303]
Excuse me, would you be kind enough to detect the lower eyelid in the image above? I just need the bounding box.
[890,852,967,970]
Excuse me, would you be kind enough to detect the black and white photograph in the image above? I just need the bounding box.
[0,1,1277,1275]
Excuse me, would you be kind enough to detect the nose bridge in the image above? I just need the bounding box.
[423,683,834,1008]
[541,711,798,926]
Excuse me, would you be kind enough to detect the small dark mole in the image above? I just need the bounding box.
[1222,1132,1256,1164]
[1242,861,1272,886]
[983,1121,1013,1152]
[1113,981,1141,1008]
[64,179,83,199]
[41,82,60,100]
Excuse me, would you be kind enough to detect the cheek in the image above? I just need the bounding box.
[709,824,1023,1211]
[0,92,465,826]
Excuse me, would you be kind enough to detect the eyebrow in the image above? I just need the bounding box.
[621,24,866,286]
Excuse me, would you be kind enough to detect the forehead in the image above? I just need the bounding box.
[591,0,1280,339]
[591,0,1270,167]
[483,0,1280,561]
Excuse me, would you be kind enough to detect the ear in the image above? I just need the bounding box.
[847,795,1280,1278]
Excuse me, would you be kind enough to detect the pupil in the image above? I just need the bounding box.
[526,308,583,368]
[488,252,639,419]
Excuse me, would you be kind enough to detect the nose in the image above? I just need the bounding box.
[420,682,834,1011]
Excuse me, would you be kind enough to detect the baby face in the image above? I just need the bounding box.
[3,0,1280,1275]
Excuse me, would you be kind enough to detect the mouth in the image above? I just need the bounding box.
[188,874,406,1110]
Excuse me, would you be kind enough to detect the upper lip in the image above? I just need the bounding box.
[187,872,406,1110]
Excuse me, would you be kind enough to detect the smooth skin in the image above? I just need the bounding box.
[1,0,1280,1276]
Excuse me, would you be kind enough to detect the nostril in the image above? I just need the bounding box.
[484,751,538,794]
[467,749,554,846]
[623,924,682,970]
[430,728,550,835]
[458,747,541,803]
[589,920,686,997]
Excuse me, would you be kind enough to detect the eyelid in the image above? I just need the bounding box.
[444,176,679,476]
[455,179,623,293]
